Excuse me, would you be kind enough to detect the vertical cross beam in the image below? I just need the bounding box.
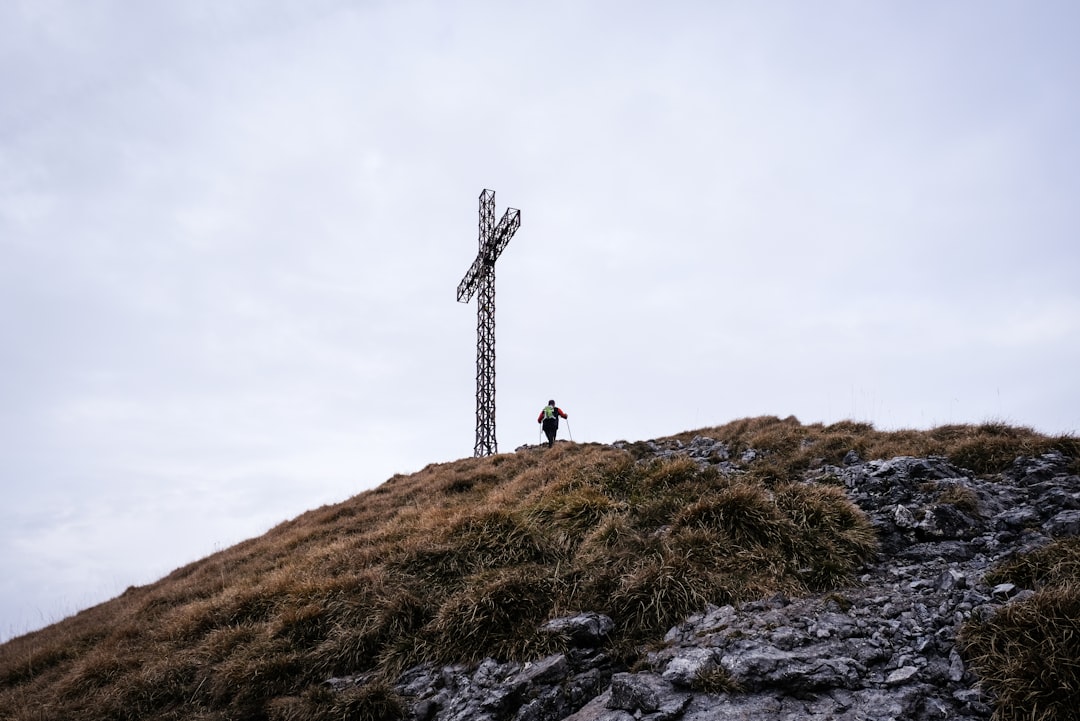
[457,189,520,457]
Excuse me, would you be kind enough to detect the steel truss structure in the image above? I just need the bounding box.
[456,189,521,457]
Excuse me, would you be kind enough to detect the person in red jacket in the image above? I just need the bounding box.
[537,400,568,448]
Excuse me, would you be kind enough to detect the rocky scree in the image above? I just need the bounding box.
[329,438,1080,721]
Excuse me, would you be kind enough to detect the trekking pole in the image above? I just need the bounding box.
[565,418,574,442]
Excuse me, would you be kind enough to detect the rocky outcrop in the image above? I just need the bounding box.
[364,442,1080,721]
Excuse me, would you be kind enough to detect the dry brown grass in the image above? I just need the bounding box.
[1,418,1074,720]
[673,415,1079,476]
[959,539,1080,721]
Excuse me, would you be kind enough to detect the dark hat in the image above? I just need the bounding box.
[548,400,555,405]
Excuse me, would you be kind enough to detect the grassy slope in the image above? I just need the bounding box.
[1,416,1077,721]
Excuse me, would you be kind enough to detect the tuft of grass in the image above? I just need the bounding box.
[983,538,1080,598]
[934,482,982,517]
[268,682,405,721]
[334,681,406,721]
[959,584,1080,721]
[607,551,718,639]
[643,456,708,490]
[427,566,565,664]
[960,539,1080,721]
[389,507,567,589]
[770,482,878,590]
[527,485,624,543]
[673,483,793,550]
[207,640,312,717]
[692,665,743,694]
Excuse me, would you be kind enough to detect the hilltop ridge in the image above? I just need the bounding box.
[1,416,1078,721]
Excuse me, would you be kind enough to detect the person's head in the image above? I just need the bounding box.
[548,400,555,406]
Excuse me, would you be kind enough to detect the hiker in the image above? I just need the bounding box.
[537,400,568,448]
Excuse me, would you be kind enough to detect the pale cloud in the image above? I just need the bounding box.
[2,0,1078,642]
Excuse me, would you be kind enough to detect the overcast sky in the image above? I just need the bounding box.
[2,0,1078,642]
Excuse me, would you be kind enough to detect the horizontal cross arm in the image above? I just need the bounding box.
[485,208,521,264]
[457,208,520,303]
[456,253,487,303]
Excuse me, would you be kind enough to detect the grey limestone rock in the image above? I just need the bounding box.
[1044,509,1080,537]
[541,613,614,646]
[608,672,689,717]
[661,648,720,688]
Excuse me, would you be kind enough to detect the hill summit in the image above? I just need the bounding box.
[1,416,1078,721]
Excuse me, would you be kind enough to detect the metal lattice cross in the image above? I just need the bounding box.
[457,189,520,457]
